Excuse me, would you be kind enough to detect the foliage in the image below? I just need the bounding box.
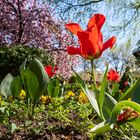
[133,40,140,69]
[0,0,61,47]
[64,13,140,137]
[0,0,80,79]
[0,73,14,99]
[47,78,61,97]
[48,0,140,40]
[0,2,140,138]
[0,45,52,81]
[0,96,94,139]
[0,93,140,139]
[0,59,49,114]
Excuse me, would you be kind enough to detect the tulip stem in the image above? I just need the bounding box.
[91,59,97,91]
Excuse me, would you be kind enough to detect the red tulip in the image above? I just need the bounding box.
[117,111,128,122]
[44,65,58,77]
[117,108,139,122]
[107,69,120,82]
[65,14,116,60]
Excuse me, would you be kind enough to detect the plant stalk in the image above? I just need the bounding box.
[91,59,97,91]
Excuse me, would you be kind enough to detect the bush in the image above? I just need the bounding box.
[0,45,52,81]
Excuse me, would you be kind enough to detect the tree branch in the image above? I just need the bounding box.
[5,0,17,14]
[59,0,103,7]
[17,0,24,43]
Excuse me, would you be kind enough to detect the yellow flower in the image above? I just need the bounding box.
[19,89,26,99]
[67,91,75,97]
[64,91,75,100]
[64,95,70,100]
[40,95,51,104]
[128,98,131,101]
[78,91,89,104]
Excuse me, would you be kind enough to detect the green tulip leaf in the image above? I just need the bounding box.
[112,82,119,96]
[20,60,27,86]
[47,79,60,97]
[131,84,140,104]
[25,58,49,102]
[86,89,101,117]
[72,68,86,89]
[90,120,111,135]
[110,101,140,124]
[99,65,108,118]
[119,79,140,101]
[10,75,22,99]
[73,69,101,117]
[0,73,14,98]
[128,118,140,133]
[103,93,117,120]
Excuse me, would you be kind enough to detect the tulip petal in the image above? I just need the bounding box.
[77,25,99,59]
[107,69,120,82]
[102,36,116,51]
[67,46,81,55]
[97,31,103,51]
[87,14,106,31]
[65,23,82,35]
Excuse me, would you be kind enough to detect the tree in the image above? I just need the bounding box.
[48,0,140,41]
[47,0,140,74]
[133,40,140,68]
[104,39,137,76]
[0,0,62,47]
[0,0,80,78]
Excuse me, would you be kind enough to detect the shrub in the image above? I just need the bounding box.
[0,45,52,81]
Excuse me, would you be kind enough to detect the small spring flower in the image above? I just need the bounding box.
[19,89,26,99]
[40,95,51,104]
[64,95,70,100]
[67,91,75,97]
[128,98,131,101]
[78,91,88,104]
[64,91,75,100]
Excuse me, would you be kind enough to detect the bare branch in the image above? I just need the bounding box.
[59,0,103,7]
[5,0,17,14]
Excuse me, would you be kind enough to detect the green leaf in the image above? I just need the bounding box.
[103,93,117,120]
[90,121,111,135]
[112,82,119,96]
[73,69,101,117]
[99,66,108,118]
[0,73,14,98]
[85,89,101,117]
[110,101,140,124]
[73,68,86,89]
[25,58,49,102]
[118,79,140,101]
[20,60,27,86]
[0,107,7,113]
[9,123,17,134]
[10,76,22,98]
[128,118,140,133]
[131,84,140,104]
[47,79,60,97]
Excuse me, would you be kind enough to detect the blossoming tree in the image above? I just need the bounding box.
[0,0,79,78]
